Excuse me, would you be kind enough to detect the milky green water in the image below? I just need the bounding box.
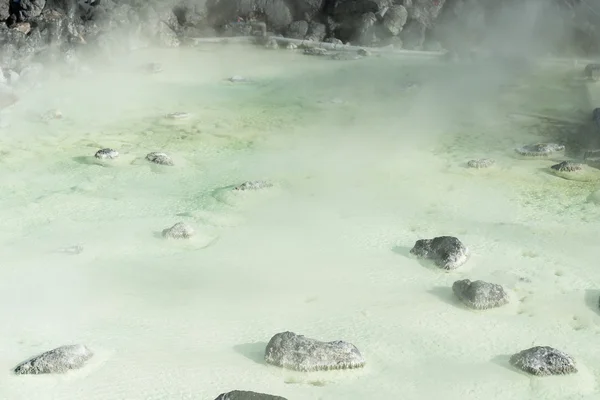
[0,47,599,400]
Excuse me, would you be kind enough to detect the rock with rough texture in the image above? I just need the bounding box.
[467,158,494,169]
[585,63,600,81]
[452,279,509,310]
[551,161,582,172]
[401,19,426,49]
[303,47,328,56]
[306,21,327,42]
[265,331,365,371]
[383,5,408,36]
[286,20,309,39]
[509,346,577,376]
[515,143,565,157]
[94,148,119,160]
[214,390,287,400]
[550,161,600,182]
[162,222,194,239]
[146,152,174,166]
[14,344,93,375]
[410,236,469,270]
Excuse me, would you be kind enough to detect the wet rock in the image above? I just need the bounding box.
[409,236,469,270]
[401,19,426,50]
[162,222,194,239]
[353,12,378,45]
[452,279,509,310]
[12,0,46,22]
[14,344,93,375]
[233,180,273,191]
[265,37,279,49]
[515,143,565,157]
[467,158,494,169]
[357,48,370,56]
[509,346,577,376]
[94,148,119,160]
[286,20,309,39]
[264,331,365,371]
[382,5,408,36]
[330,52,361,60]
[333,0,393,19]
[306,21,326,42]
[303,47,328,56]
[146,152,174,166]
[585,63,600,81]
[214,390,287,400]
[206,0,293,32]
[550,161,600,182]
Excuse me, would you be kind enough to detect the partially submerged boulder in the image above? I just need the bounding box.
[514,143,565,158]
[214,390,287,400]
[264,331,365,371]
[467,158,494,169]
[14,344,93,375]
[410,236,469,270]
[452,279,509,310]
[94,148,119,160]
[162,222,194,239]
[146,152,174,166]
[509,346,577,376]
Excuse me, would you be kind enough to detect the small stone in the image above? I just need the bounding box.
[162,222,194,239]
[94,148,119,160]
[551,161,583,172]
[515,143,565,157]
[409,236,469,270]
[585,63,600,81]
[214,390,287,400]
[452,279,509,309]
[264,331,365,372]
[40,109,62,122]
[146,152,174,166]
[14,344,93,375]
[303,47,328,56]
[467,158,494,169]
[509,346,577,376]
[357,48,371,56]
[233,180,273,191]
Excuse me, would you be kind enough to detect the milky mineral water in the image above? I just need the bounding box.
[0,46,598,400]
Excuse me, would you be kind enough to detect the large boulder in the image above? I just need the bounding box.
[206,0,293,32]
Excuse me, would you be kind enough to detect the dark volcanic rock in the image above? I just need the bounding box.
[11,0,46,22]
[214,390,287,400]
[409,236,469,270]
[206,0,293,32]
[509,346,577,376]
[264,331,365,371]
[306,21,327,41]
[286,20,309,39]
[452,279,509,310]
[14,344,93,375]
[401,19,426,49]
[382,5,408,36]
[551,161,583,172]
[94,148,119,160]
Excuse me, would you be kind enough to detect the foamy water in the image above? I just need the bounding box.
[0,46,599,400]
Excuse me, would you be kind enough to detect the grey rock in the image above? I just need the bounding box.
[14,344,93,375]
[214,390,287,400]
[585,63,600,81]
[233,180,273,191]
[382,5,408,36]
[265,331,365,371]
[515,143,565,157]
[94,148,119,160]
[467,158,494,169]
[162,222,194,239]
[452,279,509,310]
[409,236,469,270]
[303,47,328,56]
[551,161,583,172]
[593,108,600,131]
[509,346,577,376]
[401,19,426,50]
[286,20,309,39]
[146,152,174,166]
[306,21,326,42]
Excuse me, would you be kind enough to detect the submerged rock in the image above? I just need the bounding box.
[214,390,287,400]
[509,346,577,376]
[467,158,495,169]
[515,143,565,157]
[162,222,194,239]
[303,47,328,56]
[409,236,469,270]
[264,331,365,372]
[146,152,174,166]
[142,62,163,74]
[233,180,273,191]
[40,109,63,122]
[94,148,119,160]
[14,344,93,375]
[551,161,583,172]
[452,279,509,309]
